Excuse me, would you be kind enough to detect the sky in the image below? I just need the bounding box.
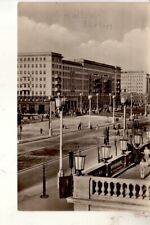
[18,2,150,72]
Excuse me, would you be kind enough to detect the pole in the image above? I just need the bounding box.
[40,164,49,198]
[96,94,99,113]
[49,98,52,137]
[58,109,64,182]
[112,95,115,124]
[80,94,82,113]
[130,94,133,119]
[145,95,147,116]
[88,96,91,129]
[123,103,126,136]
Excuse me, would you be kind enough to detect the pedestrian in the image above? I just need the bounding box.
[78,122,82,130]
[40,128,43,134]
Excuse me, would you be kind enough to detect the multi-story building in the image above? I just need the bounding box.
[121,71,150,105]
[17,52,121,114]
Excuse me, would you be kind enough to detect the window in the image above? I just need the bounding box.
[40,57,42,61]
[43,77,46,81]
[20,84,22,88]
[40,91,42,95]
[40,84,42,88]
[43,64,46,68]
[24,71,26,74]
[32,91,34,95]
[24,84,26,88]
[32,57,34,61]
[36,71,38,74]
[20,71,22,75]
[40,78,42,81]
[43,84,46,88]
[24,58,26,61]
[36,84,38,88]
[36,64,38,68]
[36,57,38,61]
[40,71,42,74]
[43,57,46,61]
[28,78,30,81]
[36,78,38,81]
[40,64,42,68]
[32,64,34,68]
[32,71,34,74]
[20,64,22,68]
[28,58,30,61]
[43,71,46,74]
[36,91,38,95]
[20,58,22,62]
[28,64,30,68]
[32,84,34,87]
[43,91,46,95]
[32,78,34,81]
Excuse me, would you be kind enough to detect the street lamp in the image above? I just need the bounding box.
[88,94,92,129]
[56,93,66,180]
[101,145,112,163]
[130,93,133,120]
[121,90,127,136]
[48,96,52,137]
[80,93,83,114]
[112,95,116,124]
[74,150,86,176]
[120,138,128,154]
[144,94,148,117]
[96,93,99,113]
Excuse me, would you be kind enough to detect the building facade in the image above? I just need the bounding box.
[121,71,150,105]
[17,52,121,114]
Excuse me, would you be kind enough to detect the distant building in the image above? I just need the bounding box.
[17,52,121,114]
[121,71,150,104]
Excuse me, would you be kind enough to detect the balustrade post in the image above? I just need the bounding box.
[101,181,105,196]
[120,183,124,198]
[107,181,111,197]
[125,183,130,198]
[138,185,143,199]
[95,181,99,195]
[132,184,136,199]
[113,182,117,197]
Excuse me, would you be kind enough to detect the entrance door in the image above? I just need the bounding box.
[38,104,45,114]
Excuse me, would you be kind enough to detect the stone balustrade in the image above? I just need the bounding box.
[69,175,150,211]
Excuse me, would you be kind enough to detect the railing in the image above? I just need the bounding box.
[90,176,150,202]
[72,175,150,211]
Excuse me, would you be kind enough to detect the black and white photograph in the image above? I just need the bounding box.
[16,1,150,214]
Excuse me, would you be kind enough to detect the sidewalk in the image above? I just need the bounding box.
[18,176,73,211]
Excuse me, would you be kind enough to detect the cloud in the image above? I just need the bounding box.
[18,16,150,72]
[79,27,150,72]
[18,16,79,53]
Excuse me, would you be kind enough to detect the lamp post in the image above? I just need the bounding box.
[112,95,116,124]
[144,94,148,117]
[80,93,83,114]
[121,90,127,136]
[48,96,52,137]
[56,94,66,181]
[98,145,112,164]
[74,150,86,176]
[130,93,133,120]
[96,93,99,113]
[88,94,92,129]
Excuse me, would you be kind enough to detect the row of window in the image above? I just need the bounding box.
[18,84,46,88]
[18,64,46,68]
[18,77,46,82]
[18,57,46,62]
[18,70,46,75]
[19,91,46,96]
